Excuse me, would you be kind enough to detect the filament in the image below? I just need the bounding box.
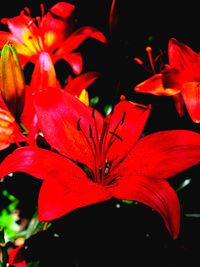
[146,46,155,74]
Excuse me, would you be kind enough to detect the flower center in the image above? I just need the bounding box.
[77,109,125,185]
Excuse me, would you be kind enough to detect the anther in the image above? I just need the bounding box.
[23,7,31,16]
[109,132,122,141]
[120,112,126,125]
[40,4,45,16]
[92,108,95,118]
[145,46,155,74]
[133,57,143,65]
[89,125,93,138]
[77,118,81,131]
[105,161,110,174]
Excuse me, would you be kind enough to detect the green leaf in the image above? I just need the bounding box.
[122,200,134,205]
[104,104,113,116]
[0,227,5,245]
[27,261,40,267]
[90,96,99,107]
[176,178,192,192]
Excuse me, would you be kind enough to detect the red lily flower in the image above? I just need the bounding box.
[0,2,107,74]
[0,104,26,151]
[134,38,200,123]
[0,106,15,150]
[0,88,200,240]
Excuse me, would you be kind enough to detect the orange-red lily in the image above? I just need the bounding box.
[0,104,26,151]
[0,107,15,150]
[134,38,200,123]
[0,2,107,74]
[1,88,200,239]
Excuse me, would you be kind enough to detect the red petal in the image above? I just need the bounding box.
[41,2,75,51]
[181,82,200,123]
[0,107,15,150]
[33,87,103,170]
[0,31,18,48]
[134,73,180,96]
[0,146,77,180]
[106,100,150,162]
[38,170,111,221]
[55,26,107,55]
[56,52,83,74]
[30,52,58,91]
[109,0,118,34]
[8,244,27,267]
[172,93,185,117]
[168,38,200,80]
[0,107,26,149]
[20,86,39,145]
[110,175,180,239]
[54,26,107,73]
[121,130,200,179]
[1,13,41,56]
[64,71,101,97]
[0,34,34,59]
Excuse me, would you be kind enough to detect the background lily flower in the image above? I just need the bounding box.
[0,107,15,150]
[134,38,200,123]
[0,2,107,74]
[0,105,26,151]
[1,88,200,240]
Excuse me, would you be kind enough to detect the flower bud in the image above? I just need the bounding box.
[0,42,25,120]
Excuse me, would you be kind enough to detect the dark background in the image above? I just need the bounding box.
[0,1,200,266]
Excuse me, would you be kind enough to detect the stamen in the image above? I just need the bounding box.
[120,95,126,100]
[108,132,122,141]
[133,57,152,74]
[146,46,155,74]
[120,112,126,125]
[23,7,31,16]
[92,108,95,118]
[131,102,151,110]
[35,17,40,28]
[89,125,93,138]
[77,118,81,131]
[106,174,120,186]
[103,111,124,159]
[76,118,99,182]
[133,57,143,65]
[91,108,100,151]
[40,4,45,16]
[104,161,110,175]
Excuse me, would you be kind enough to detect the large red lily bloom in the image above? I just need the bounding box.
[0,2,107,74]
[134,38,200,123]
[1,88,200,239]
